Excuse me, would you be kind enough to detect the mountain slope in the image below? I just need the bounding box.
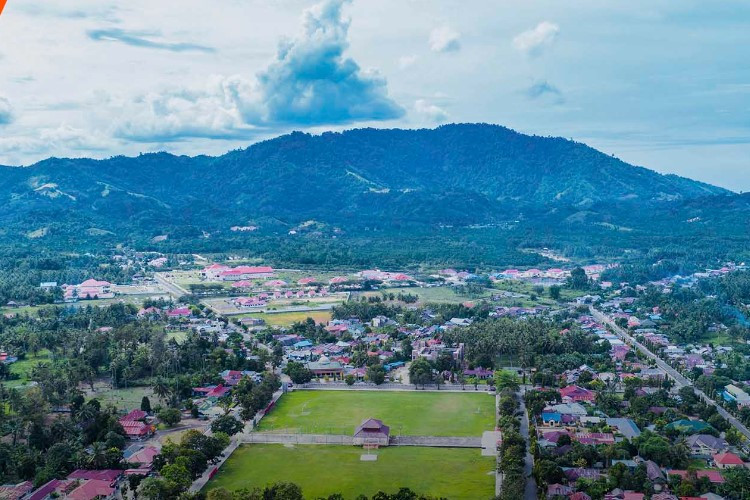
[0,123,744,266]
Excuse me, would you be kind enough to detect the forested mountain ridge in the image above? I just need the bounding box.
[0,123,746,267]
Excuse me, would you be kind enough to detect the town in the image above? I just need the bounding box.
[0,251,748,500]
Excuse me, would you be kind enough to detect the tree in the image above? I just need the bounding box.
[141,396,152,413]
[153,378,171,403]
[284,362,313,385]
[345,375,355,386]
[211,414,244,436]
[568,267,590,290]
[494,370,520,392]
[549,285,561,300]
[408,358,433,388]
[160,462,192,494]
[367,365,386,385]
[157,408,181,427]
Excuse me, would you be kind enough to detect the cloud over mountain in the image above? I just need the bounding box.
[115,0,403,141]
[255,0,404,125]
[513,21,559,57]
[414,99,449,122]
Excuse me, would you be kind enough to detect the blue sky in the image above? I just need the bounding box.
[0,0,748,190]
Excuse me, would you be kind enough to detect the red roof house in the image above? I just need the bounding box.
[559,385,596,402]
[713,452,745,468]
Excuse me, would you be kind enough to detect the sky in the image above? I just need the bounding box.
[0,0,748,191]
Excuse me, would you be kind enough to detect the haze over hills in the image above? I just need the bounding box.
[0,123,747,266]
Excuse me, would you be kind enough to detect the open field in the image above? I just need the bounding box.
[206,444,495,500]
[84,383,155,411]
[5,350,51,388]
[258,390,495,436]
[239,310,332,326]
[2,294,168,318]
[168,269,354,290]
[362,285,492,305]
[202,294,346,316]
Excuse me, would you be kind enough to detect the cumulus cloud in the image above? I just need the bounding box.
[114,0,403,141]
[429,26,461,53]
[88,28,215,53]
[0,125,112,158]
[414,99,449,122]
[526,80,564,103]
[114,76,259,142]
[0,96,13,125]
[513,21,559,57]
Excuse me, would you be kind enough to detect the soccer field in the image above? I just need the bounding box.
[206,444,495,499]
[258,390,495,436]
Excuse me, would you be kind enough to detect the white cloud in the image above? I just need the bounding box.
[114,0,404,141]
[0,124,112,159]
[398,55,418,69]
[0,96,13,125]
[512,21,559,57]
[114,76,260,142]
[414,99,449,122]
[429,26,461,53]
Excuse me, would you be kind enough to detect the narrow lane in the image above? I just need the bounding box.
[518,386,538,500]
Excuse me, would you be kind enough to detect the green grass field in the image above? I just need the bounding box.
[241,310,332,326]
[5,350,51,388]
[258,391,494,436]
[85,384,155,411]
[364,286,492,305]
[206,444,495,499]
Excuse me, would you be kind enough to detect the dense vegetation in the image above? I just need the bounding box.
[2,124,749,268]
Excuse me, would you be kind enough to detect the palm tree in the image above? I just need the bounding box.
[88,442,108,469]
[153,378,171,403]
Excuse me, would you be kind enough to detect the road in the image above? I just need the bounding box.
[154,272,189,299]
[590,306,750,441]
[518,386,538,500]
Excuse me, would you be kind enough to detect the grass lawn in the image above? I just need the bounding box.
[86,384,155,411]
[5,350,52,388]
[206,444,495,500]
[362,286,492,306]
[258,391,494,436]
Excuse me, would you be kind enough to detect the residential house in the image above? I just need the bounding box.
[559,385,596,403]
[685,434,729,456]
[0,481,33,499]
[723,384,750,408]
[713,452,745,469]
[547,484,574,498]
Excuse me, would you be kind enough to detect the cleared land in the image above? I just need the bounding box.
[5,350,51,388]
[85,383,155,411]
[239,310,332,326]
[363,286,492,305]
[258,390,495,436]
[206,444,495,500]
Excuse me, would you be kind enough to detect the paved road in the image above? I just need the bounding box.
[591,307,750,441]
[154,272,189,299]
[518,387,538,500]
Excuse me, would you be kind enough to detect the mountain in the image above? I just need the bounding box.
[0,123,746,267]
